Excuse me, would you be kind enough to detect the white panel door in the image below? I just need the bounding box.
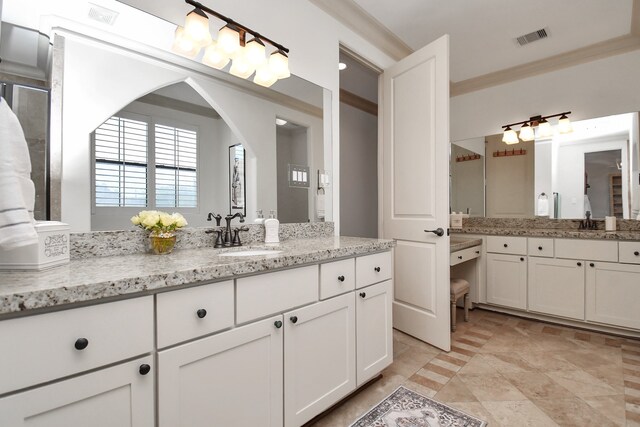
[486,253,527,309]
[0,356,154,427]
[528,257,585,320]
[158,316,283,427]
[586,261,640,329]
[382,35,450,350]
[356,280,393,386]
[284,293,356,427]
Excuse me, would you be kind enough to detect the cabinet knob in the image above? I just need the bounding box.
[590,263,595,267]
[635,251,639,256]
[374,267,381,273]
[520,257,524,261]
[74,338,89,351]
[139,364,151,376]
[577,262,582,267]
[359,292,366,298]
[475,250,480,254]
[290,316,298,324]
[504,244,508,248]
[196,309,207,319]
[274,320,283,329]
[458,255,463,259]
[538,246,543,251]
[337,275,345,282]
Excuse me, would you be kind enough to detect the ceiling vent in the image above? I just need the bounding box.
[515,28,549,46]
[87,4,119,26]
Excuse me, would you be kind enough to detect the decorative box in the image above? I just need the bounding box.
[0,221,70,270]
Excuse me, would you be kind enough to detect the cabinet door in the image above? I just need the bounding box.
[158,316,283,427]
[486,253,527,309]
[0,356,154,427]
[528,257,585,320]
[284,292,356,427]
[356,280,393,386]
[586,262,640,329]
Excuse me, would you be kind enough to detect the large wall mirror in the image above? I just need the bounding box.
[451,112,640,220]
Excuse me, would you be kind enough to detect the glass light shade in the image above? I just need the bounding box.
[254,64,278,87]
[217,25,241,55]
[519,123,535,141]
[244,38,266,67]
[172,26,200,58]
[184,9,212,46]
[275,118,288,126]
[502,128,519,144]
[202,42,230,69]
[229,49,256,79]
[537,119,552,138]
[558,115,572,133]
[269,51,290,79]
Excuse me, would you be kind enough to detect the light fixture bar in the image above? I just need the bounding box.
[501,111,571,129]
[185,0,289,54]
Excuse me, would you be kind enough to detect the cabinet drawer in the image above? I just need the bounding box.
[236,265,318,324]
[619,241,640,264]
[555,239,617,262]
[320,258,355,300]
[0,296,153,395]
[450,246,481,266]
[486,236,527,255]
[157,280,234,348]
[356,251,392,289]
[528,238,554,258]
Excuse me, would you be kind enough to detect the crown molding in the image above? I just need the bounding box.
[451,34,640,97]
[309,0,413,61]
[340,89,377,116]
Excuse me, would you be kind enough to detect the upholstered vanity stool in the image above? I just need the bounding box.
[450,278,470,332]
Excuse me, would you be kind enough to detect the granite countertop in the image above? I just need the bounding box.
[451,227,640,240]
[0,237,394,316]
[450,237,482,253]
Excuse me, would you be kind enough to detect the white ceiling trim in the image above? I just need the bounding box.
[309,0,412,62]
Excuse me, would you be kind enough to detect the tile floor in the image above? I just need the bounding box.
[308,309,640,427]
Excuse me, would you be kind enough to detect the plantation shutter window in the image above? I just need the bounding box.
[154,124,198,208]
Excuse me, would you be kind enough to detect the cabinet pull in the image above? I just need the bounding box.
[458,255,463,259]
[577,262,582,267]
[538,246,543,251]
[139,364,151,376]
[196,309,207,319]
[635,251,639,256]
[274,320,283,329]
[374,267,381,273]
[504,244,508,248]
[359,292,366,298]
[475,250,480,254]
[74,338,89,351]
[337,275,345,282]
[290,316,298,324]
[520,257,524,261]
[590,263,595,267]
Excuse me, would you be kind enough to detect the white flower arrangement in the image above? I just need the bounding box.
[131,210,188,234]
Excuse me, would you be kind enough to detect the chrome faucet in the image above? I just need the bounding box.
[224,213,245,246]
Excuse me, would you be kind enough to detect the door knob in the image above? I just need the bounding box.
[424,228,444,237]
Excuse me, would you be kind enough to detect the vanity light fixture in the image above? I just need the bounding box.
[338,62,347,71]
[275,118,288,126]
[175,0,290,87]
[501,111,572,144]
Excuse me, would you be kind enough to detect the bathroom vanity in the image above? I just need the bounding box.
[0,235,394,427]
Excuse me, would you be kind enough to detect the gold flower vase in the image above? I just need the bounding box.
[149,231,176,255]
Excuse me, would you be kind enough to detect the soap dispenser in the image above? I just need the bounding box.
[264,210,280,243]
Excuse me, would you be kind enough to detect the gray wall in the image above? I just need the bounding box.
[339,103,378,238]
[277,127,309,223]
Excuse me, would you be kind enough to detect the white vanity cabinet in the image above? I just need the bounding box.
[486,253,527,310]
[528,257,585,320]
[0,356,154,427]
[158,315,284,427]
[586,261,640,330]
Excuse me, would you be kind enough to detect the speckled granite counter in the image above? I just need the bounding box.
[451,227,640,240]
[450,236,482,252]
[0,236,394,316]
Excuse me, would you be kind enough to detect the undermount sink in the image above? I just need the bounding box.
[219,249,283,257]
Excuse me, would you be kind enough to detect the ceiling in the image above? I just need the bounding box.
[349,0,635,82]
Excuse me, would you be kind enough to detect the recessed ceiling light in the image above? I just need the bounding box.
[338,62,347,71]
[276,118,288,126]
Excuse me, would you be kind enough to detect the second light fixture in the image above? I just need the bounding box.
[501,112,572,145]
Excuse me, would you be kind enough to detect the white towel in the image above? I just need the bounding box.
[316,193,325,220]
[0,97,38,249]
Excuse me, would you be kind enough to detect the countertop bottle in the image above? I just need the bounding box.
[264,210,280,243]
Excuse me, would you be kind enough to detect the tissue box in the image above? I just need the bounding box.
[0,221,70,270]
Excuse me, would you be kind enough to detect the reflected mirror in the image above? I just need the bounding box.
[451,112,640,219]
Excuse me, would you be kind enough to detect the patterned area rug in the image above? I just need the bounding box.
[349,386,487,427]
